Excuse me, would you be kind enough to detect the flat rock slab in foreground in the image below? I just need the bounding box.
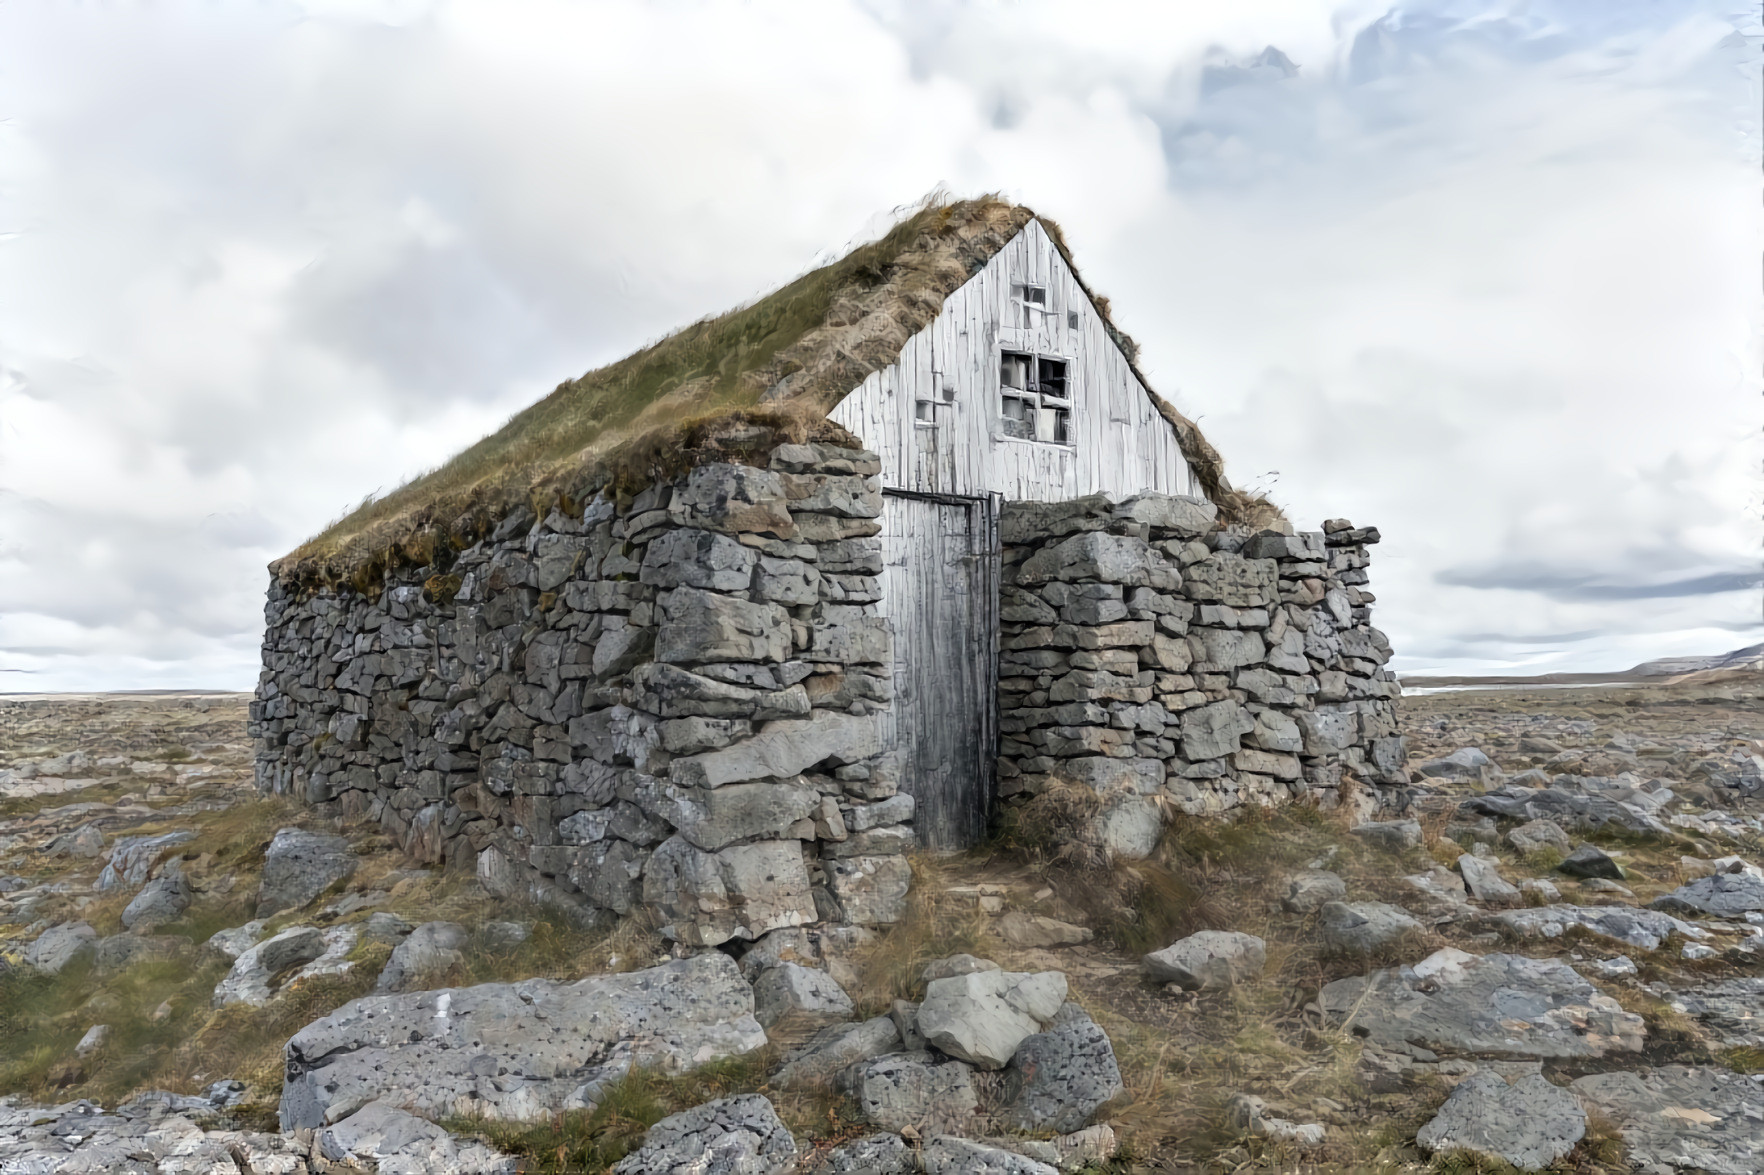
[1650,873,1764,919]
[1572,1065,1764,1175]
[1321,948,1644,1059]
[1415,1072,1585,1170]
[1491,904,1705,951]
[280,953,766,1128]
[612,1094,796,1175]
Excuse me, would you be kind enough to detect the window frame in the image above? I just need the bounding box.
[997,346,1074,447]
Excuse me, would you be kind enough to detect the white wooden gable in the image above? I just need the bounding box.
[828,219,1196,501]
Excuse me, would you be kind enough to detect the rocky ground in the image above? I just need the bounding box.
[2,678,1762,1173]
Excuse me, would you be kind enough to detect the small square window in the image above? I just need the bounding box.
[1036,358,1068,400]
[1023,285,1046,306]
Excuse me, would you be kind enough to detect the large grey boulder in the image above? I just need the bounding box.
[120,868,191,931]
[667,782,821,851]
[643,836,817,947]
[1415,1073,1585,1170]
[656,587,790,666]
[24,921,97,974]
[1142,931,1265,990]
[922,1135,1059,1175]
[1491,904,1704,951]
[612,1094,796,1175]
[1415,748,1494,780]
[1282,870,1346,914]
[752,962,854,1031]
[997,1003,1125,1134]
[1456,854,1520,904]
[376,921,467,992]
[845,1052,980,1135]
[212,926,326,1007]
[1318,901,1424,953]
[1557,843,1623,880]
[669,710,881,788]
[826,854,913,925]
[916,969,1068,1069]
[1350,819,1422,851]
[1572,1066,1763,1175]
[95,830,195,891]
[281,953,766,1128]
[319,1102,516,1174]
[1508,819,1571,855]
[204,920,267,959]
[1458,787,1670,837]
[1650,872,1764,919]
[1321,948,1645,1059]
[771,1015,901,1090]
[257,828,356,916]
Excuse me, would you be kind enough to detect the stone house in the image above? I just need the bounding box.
[251,199,1405,947]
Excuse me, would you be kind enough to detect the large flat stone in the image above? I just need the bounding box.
[612,1094,797,1175]
[844,1052,980,1135]
[1572,1066,1763,1175]
[257,827,356,917]
[1491,905,1705,951]
[1415,1073,1585,1170]
[642,837,817,947]
[1650,872,1764,919]
[1320,948,1644,1059]
[916,969,1068,1069]
[281,953,766,1129]
[669,710,881,788]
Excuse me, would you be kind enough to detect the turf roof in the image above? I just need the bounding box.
[275,196,1267,593]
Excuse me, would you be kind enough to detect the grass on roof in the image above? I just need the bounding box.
[277,197,1037,593]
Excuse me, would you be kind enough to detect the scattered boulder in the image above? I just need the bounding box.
[921,954,1001,983]
[921,1135,1058,1175]
[1415,1073,1585,1171]
[74,1025,109,1058]
[1456,854,1520,904]
[319,1102,516,1174]
[826,1133,914,1174]
[917,969,1068,1069]
[997,1003,1125,1134]
[23,921,97,974]
[1318,901,1423,954]
[1508,819,1571,856]
[212,926,326,1007]
[1350,819,1422,851]
[771,1015,900,1090]
[1225,1093,1324,1146]
[1519,878,1561,903]
[362,911,415,943]
[1557,843,1623,880]
[998,911,1094,948]
[1572,1065,1763,1175]
[611,1094,796,1175]
[1142,930,1266,990]
[120,868,191,931]
[376,921,467,992]
[204,920,266,959]
[95,830,195,891]
[1282,870,1346,914]
[480,920,532,949]
[256,828,356,916]
[1459,788,1669,838]
[1321,948,1644,1059]
[1650,872,1764,919]
[281,953,766,1128]
[752,962,854,1031]
[845,1053,980,1135]
[1492,904,1704,951]
[1671,977,1764,1048]
[1416,748,1494,781]
[1587,956,1638,979]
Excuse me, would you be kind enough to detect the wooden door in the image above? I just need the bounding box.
[879,491,998,850]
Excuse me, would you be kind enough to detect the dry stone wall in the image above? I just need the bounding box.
[996,494,1406,856]
[251,444,910,947]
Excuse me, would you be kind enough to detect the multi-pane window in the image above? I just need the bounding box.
[999,350,1071,444]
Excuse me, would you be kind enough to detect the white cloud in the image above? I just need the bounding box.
[0,0,1756,689]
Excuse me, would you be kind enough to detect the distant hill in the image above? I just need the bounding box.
[1403,640,1764,689]
[1627,642,1764,677]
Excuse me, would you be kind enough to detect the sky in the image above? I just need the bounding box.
[0,0,1759,691]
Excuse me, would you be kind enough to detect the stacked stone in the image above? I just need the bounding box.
[251,444,912,947]
[996,495,1404,854]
